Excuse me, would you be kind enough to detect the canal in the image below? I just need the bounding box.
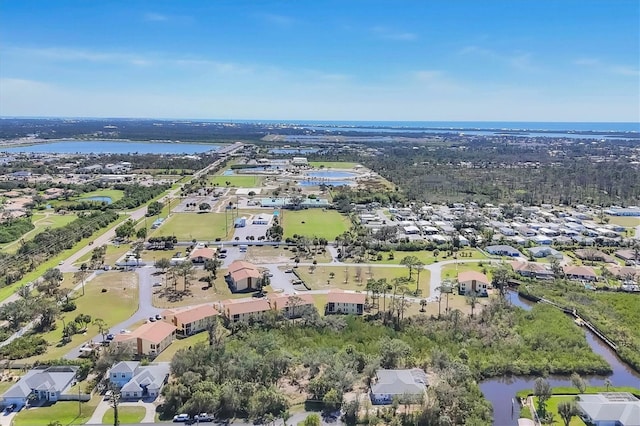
[479,292,640,425]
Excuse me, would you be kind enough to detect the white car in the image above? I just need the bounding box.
[173,413,190,422]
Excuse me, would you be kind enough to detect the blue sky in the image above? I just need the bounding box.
[1,0,638,121]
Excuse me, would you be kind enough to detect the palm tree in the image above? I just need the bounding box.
[466,290,478,317]
[414,261,425,295]
[557,401,577,426]
[419,299,427,312]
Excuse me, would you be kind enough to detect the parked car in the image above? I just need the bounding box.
[153,282,162,287]
[148,316,156,322]
[194,413,213,422]
[155,314,162,320]
[106,334,115,340]
[219,249,227,253]
[173,413,190,422]
[284,269,293,273]
[218,254,227,258]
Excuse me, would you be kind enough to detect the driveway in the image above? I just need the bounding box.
[64,265,162,359]
[87,398,157,424]
[0,411,17,426]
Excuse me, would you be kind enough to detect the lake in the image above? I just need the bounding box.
[480,292,640,425]
[0,140,220,154]
[83,196,112,204]
[307,171,357,179]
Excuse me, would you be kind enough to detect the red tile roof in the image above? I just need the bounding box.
[327,291,365,305]
[114,321,176,345]
[228,260,261,282]
[458,271,489,284]
[189,247,216,260]
[163,304,218,325]
[223,298,271,316]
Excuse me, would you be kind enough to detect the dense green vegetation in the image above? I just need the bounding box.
[0,211,119,286]
[61,183,170,211]
[164,299,608,425]
[521,281,640,372]
[0,218,34,243]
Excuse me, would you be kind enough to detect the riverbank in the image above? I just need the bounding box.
[480,291,640,426]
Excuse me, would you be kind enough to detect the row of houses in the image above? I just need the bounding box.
[110,290,367,358]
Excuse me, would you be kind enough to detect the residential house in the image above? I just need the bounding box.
[576,392,640,426]
[1,366,78,408]
[108,361,170,400]
[527,246,563,259]
[605,265,637,280]
[189,247,216,263]
[511,261,555,280]
[227,260,262,292]
[222,298,272,323]
[403,225,421,235]
[268,294,315,318]
[563,265,598,282]
[457,271,490,296]
[604,207,640,217]
[325,291,366,315]
[615,249,637,263]
[530,235,553,245]
[485,245,522,257]
[575,249,615,263]
[370,369,428,405]
[113,321,176,357]
[161,304,219,336]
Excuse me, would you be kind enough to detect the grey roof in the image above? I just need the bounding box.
[577,393,640,426]
[486,245,521,255]
[118,363,170,392]
[109,361,140,375]
[370,369,427,396]
[3,366,77,399]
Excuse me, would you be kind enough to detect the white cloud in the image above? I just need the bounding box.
[259,13,295,26]
[144,13,168,22]
[372,26,417,41]
[574,57,639,77]
[460,45,538,71]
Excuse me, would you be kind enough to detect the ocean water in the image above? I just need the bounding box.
[225,120,640,133]
[1,140,220,154]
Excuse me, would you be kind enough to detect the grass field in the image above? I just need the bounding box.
[155,331,209,362]
[0,214,128,303]
[78,189,125,203]
[282,209,350,240]
[530,396,586,426]
[441,262,490,280]
[350,249,487,266]
[1,213,78,253]
[294,265,430,295]
[208,175,263,187]
[103,406,146,424]
[150,212,233,241]
[13,395,100,426]
[151,268,244,308]
[245,245,332,264]
[72,243,130,268]
[20,272,138,363]
[606,215,640,227]
[309,162,359,169]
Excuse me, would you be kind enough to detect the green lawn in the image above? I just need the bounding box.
[13,396,100,426]
[606,215,640,227]
[309,162,359,169]
[352,249,487,266]
[282,209,350,240]
[72,243,130,268]
[155,332,209,362]
[441,262,490,280]
[208,175,263,187]
[1,213,78,253]
[150,212,233,240]
[103,406,146,424]
[19,272,139,363]
[78,189,125,202]
[0,214,128,303]
[294,265,430,295]
[531,396,586,426]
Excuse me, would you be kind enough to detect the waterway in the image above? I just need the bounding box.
[0,140,220,154]
[480,292,640,425]
[82,196,112,204]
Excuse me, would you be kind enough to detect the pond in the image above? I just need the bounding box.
[82,196,113,204]
[268,148,321,154]
[480,292,640,425]
[307,170,357,179]
[298,180,353,187]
